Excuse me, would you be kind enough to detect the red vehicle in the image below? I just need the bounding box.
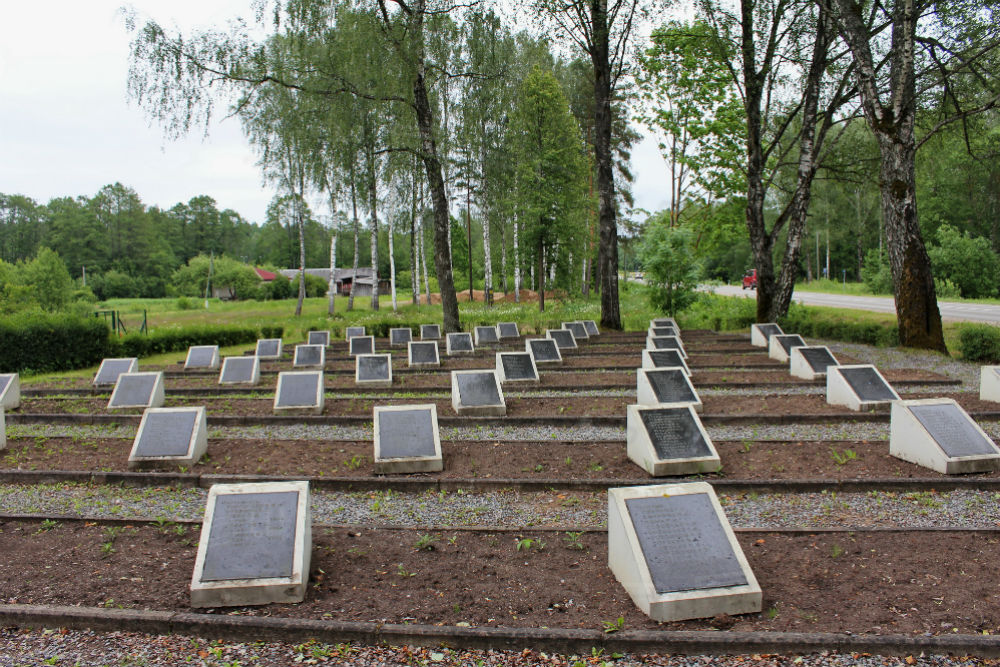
[742,269,757,290]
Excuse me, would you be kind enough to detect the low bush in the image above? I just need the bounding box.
[0,313,113,373]
[957,324,1000,362]
[779,305,899,346]
[678,293,757,332]
[111,324,261,358]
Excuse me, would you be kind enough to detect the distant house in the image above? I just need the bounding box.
[212,267,277,300]
[277,268,390,297]
[254,267,277,282]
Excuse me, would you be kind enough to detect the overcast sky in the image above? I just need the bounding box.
[1,1,668,226]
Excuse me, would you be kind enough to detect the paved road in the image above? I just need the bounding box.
[712,284,1000,324]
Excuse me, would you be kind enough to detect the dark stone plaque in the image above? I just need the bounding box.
[256,339,280,358]
[799,347,837,373]
[350,336,374,356]
[639,408,711,460]
[840,366,897,402]
[583,320,599,336]
[650,326,676,338]
[645,369,697,404]
[647,350,687,370]
[111,374,157,407]
[276,373,320,407]
[650,336,682,352]
[756,323,783,340]
[390,328,412,345]
[775,334,805,354]
[475,326,499,343]
[448,333,474,352]
[221,357,256,383]
[187,347,216,367]
[652,318,674,328]
[410,342,439,364]
[95,359,134,385]
[357,356,390,381]
[307,331,330,346]
[421,324,441,340]
[548,329,576,349]
[528,339,561,362]
[625,494,747,594]
[565,322,588,339]
[497,322,520,338]
[457,372,501,406]
[378,409,436,458]
[501,353,537,380]
[346,326,366,339]
[909,403,999,458]
[134,410,198,457]
[201,491,299,582]
[295,345,323,366]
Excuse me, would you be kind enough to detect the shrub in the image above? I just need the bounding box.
[639,223,701,316]
[112,324,260,358]
[0,313,113,373]
[928,225,1000,298]
[779,304,899,346]
[860,248,893,295]
[679,293,757,331]
[958,324,1000,362]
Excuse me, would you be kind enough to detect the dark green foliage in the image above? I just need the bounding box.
[957,324,1000,362]
[260,326,284,338]
[678,293,757,331]
[860,249,893,295]
[928,225,1000,299]
[112,325,259,358]
[0,313,113,373]
[639,221,700,316]
[779,307,899,346]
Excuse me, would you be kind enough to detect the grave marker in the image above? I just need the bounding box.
[564,321,589,341]
[890,398,1000,474]
[451,370,506,416]
[190,481,311,608]
[768,334,806,363]
[446,332,475,356]
[646,335,687,358]
[0,409,4,450]
[526,338,562,365]
[219,356,261,385]
[390,327,413,347]
[356,354,392,388]
[255,339,283,360]
[184,345,220,370]
[651,317,677,329]
[128,407,208,470]
[626,404,719,476]
[373,404,443,473]
[608,482,761,621]
[474,325,500,346]
[408,341,441,367]
[789,346,838,381]
[274,371,324,415]
[293,344,325,370]
[546,328,577,350]
[636,368,702,412]
[349,335,375,357]
[93,358,138,387]
[496,352,539,383]
[979,366,1000,403]
[345,326,366,340]
[108,372,165,410]
[0,373,20,410]
[648,326,677,338]
[640,349,691,376]
[826,364,900,411]
[750,323,783,348]
[307,330,331,347]
[583,320,600,336]
[421,324,441,340]
[497,322,520,339]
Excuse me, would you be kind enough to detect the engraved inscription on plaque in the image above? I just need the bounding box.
[647,370,696,404]
[350,337,374,356]
[529,339,561,361]
[358,356,390,380]
[0,375,10,394]
[776,335,805,354]
[295,345,322,366]
[650,326,676,338]
[276,374,319,407]
[187,347,216,367]
[410,342,439,364]
[639,409,711,460]
[841,367,897,402]
[757,324,782,339]
[134,410,198,457]
[650,337,682,351]
[95,359,135,385]
[626,494,747,594]
[421,324,441,340]
[498,322,520,338]
[379,409,436,458]
[346,327,365,339]
[501,353,536,380]
[549,330,576,348]
[475,326,499,343]
[566,322,588,339]
[256,340,280,357]
[910,404,998,458]
[112,375,156,406]
[201,491,298,581]
[457,372,501,406]
[307,331,330,346]
[390,328,412,345]
[800,347,837,373]
[448,333,474,351]
[221,358,255,383]
[648,350,685,369]
[583,320,599,336]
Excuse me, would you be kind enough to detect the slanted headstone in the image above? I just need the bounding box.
[0,373,20,410]
[750,323,783,348]
[451,370,506,416]
[408,341,440,367]
[526,338,562,365]
[608,482,761,621]
[293,344,325,370]
[129,406,207,470]
[641,349,691,376]
[421,324,441,340]
[583,320,600,336]
[789,346,838,381]
[626,404,719,476]
[345,326,366,340]
[474,325,500,346]
[108,372,165,410]
[636,368,702,412]
[768,334,806,363]
[646,335,686,358]
[0,408,4,450]
[349,335,375,357]
[185,345,220,370]
[649,326,677,338]
[651,317,677,329]
[373,404,443,473]
[496,352,539,383]
[445,332,475,356]
[191,481,311,608]
[356,354,392,388]
[273,371,324,415]
[564,321,589,341]
[890,398,1000,474]
[826,364,899,411]
[219,356,260,385]
[390,327,413,347]
[93,358,138,387]
[307,330,330,347]
[546,328,577,350]
[255,338,282,360]
[980,366,1000,403]
[497,322,520,339]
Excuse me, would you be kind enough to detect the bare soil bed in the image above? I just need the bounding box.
[4,437,994,482]
[1,518,997,636]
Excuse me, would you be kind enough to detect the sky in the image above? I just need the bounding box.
[0,1,668,226]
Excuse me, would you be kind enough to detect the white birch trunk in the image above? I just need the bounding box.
[513,218,520,303]
[388,216,397,311]
[328,232,336,315]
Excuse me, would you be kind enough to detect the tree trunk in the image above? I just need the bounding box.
[295,198,306,317]
[538,234,545,312]
[367,145,380,312]
[388,211,397,312]
[466,185,473,302]
[411,163,420,307]
[348,169,360,311]
[513,217,521,303]
[500,220,508,296]
[328,224,336,316]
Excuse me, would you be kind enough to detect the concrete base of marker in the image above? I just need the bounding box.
[608,483,761,622]
[768,335,797,363]
[526,339,562,365]
[981,367,1000,402]
[108,372,166,410]
[646,337,686,357]
[408,342,441,368]
[789,346,835,381]
[185,346,220,371]
[826,365,898,411]
[750,324,781,348]
[496,352,539,383]
[373,404,443,474]
[445,334,475,356]
[0,374,20,410]
[128,407,208,470]
[890,398,1000,474]
[356,355,393,388]
[626,404,719,476]
[0,409,5,450]
[219,357,261,386]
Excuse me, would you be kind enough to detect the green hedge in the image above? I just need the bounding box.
[0,313,114,373]
[778,308,899,347]
[957,324,1000,362]
[111,325,261,358]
